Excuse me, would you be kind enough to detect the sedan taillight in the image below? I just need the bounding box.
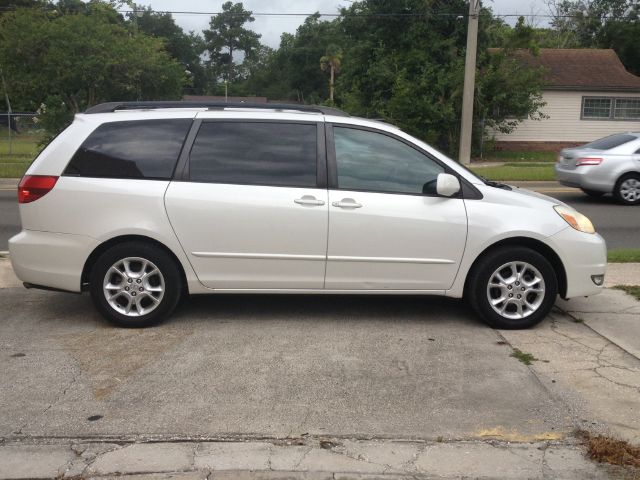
[575,157,603,166]
[18,175,58,204]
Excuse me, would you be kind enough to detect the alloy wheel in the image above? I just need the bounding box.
[486,261,546,320]
[103,257,165,316]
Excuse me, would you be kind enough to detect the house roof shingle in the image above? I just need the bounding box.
[491,48,640,92]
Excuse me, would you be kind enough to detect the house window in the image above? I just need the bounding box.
[582,96,640,120]
[614,98,640,119]
[582,98,612,118]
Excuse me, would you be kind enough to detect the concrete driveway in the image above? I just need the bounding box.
[1,287,567,441]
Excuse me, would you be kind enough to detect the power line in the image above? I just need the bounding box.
[114,10,628,19]
[0,6,633,21]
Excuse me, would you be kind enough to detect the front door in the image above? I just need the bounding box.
[325,125,468,290]
[165,120,328,289]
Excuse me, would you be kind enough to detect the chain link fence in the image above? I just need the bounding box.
[0,113,42,179]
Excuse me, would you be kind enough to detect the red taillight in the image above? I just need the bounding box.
[575,157,603,166]
[18,175,58,204]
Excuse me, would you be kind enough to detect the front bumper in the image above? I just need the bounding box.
[555,164,613,193]
[9,230,98,293]
[549,227,607,298]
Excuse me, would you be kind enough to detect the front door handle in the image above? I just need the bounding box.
[294,195,325,206]
[332,198,363,209]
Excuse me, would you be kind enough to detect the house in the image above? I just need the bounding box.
[492,49,640,151]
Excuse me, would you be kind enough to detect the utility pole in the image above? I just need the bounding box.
[1,68,12,155]
[458,0,480,165]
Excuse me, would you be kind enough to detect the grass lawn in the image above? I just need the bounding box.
[0,128,43,178]
[480,150,557,163]
[470,164,555,181]
[613,285,640,301]
[608,248,640,263]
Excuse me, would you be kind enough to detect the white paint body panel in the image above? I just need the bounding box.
[164,182,328,289]
[325,190,467,290]
[11,177,201,293]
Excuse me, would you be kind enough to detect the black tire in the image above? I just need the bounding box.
[89,241,182,328]
[466,247,558,329]
[581,188,605,198]
[613,173,640,205]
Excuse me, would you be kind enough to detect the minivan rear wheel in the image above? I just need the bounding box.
[467,247,558,329]
[89,241,182,327]
[614,173,640,205]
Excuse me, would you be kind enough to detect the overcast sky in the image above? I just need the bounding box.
[140,0,551,48]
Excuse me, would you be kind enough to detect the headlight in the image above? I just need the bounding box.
[554,205,595,234]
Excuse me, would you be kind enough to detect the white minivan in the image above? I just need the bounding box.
[9,102,606,329]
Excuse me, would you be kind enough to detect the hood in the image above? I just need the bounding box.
[477,183,567,209]
[507,185,567,206]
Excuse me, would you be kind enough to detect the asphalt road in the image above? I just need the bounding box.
[1,185,638,251]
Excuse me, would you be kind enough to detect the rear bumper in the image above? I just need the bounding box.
[549,227,607,298]
[9,230,98,293]
[554,164,614,193]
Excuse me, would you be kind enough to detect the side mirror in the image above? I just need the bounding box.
[436,173,461,197]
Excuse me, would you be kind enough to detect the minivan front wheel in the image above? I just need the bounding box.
[90,242,182,327]
[467,247,558,329]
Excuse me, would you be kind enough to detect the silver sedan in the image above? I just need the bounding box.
[555,133,640,205]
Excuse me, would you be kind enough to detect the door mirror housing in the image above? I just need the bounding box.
[436,173,461,197]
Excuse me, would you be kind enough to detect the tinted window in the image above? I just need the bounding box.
[582,134,637,150]
[334,127,444,194]
[189,122,317,187]
[65,120,191,179]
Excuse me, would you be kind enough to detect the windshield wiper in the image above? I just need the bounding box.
[478,175,512,190]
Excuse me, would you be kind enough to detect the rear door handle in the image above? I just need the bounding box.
[294,195,325,206]
[332,198,363,209]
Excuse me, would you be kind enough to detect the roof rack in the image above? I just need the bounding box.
[84,101,349,117]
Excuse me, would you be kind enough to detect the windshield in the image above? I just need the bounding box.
[582,133,637,150]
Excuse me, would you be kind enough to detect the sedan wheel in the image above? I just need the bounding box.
[614,174,640,205]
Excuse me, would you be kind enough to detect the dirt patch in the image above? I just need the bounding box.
[583,432,640,468]
[57,326,192,400]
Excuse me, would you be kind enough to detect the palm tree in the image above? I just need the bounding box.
[320,47,342,104]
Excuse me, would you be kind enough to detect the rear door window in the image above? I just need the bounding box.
[64,119,191,179]
[188,122,317,188]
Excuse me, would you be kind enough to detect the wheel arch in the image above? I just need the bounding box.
[615,170,640,185]
[81,234,188,294]
[463,236,568,299]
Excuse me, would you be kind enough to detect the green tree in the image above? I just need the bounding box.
[548,0,640,74]
[320,46,342,104]
[263,14,343,103]
[0,5,184,137]
[133,7,208,94]
[335,0,545,155]
[203,1,261,84]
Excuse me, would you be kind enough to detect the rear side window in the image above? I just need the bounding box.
[189,122,317,187]
[582,134,636,150]
[64,119,191,179]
